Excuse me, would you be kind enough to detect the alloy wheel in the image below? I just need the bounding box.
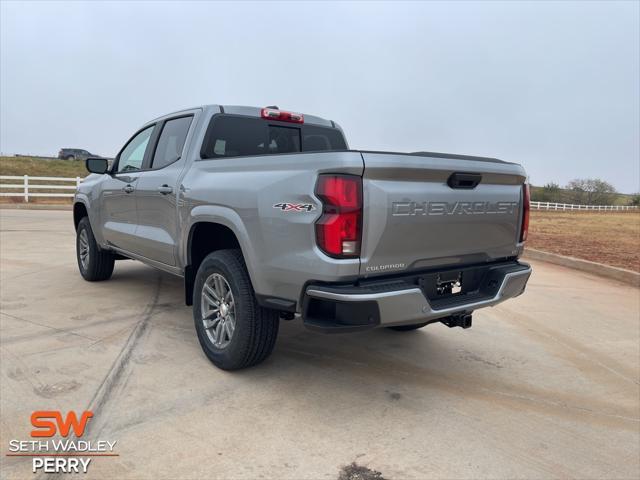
[201,273,236,349]
[79,229,90,270]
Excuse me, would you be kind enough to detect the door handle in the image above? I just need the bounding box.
[123,184,134,194]
[157,185,173,195]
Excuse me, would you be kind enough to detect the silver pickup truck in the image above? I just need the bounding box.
[74,105,532,370]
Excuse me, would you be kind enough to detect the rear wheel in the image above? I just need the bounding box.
[193,249,279,370]
[76,217,114,281]
[387,322,430,332]
[65,154,75,160]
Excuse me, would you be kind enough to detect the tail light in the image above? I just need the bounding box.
[520,183,530,242]
[315,174,362,258]
[261,107,304,124]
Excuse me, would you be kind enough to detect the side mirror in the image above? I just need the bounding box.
[86,157,109,174]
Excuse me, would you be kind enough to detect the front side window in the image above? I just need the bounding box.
[152,116,193,169]
[117,126,154,173]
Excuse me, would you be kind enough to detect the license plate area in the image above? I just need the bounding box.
[418,266,488,302]
[436,271,462,296]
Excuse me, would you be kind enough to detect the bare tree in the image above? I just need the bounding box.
[566,178,617,205]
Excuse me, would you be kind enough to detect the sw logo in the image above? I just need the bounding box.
[31,410,93,438]
[5,410,117,474]
[273,202,316,212]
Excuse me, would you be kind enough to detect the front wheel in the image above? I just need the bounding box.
[193,249,279,370]
[76,217,114,281]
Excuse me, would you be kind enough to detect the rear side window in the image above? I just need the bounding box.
[201,115,346,159]
[152,116,193,169]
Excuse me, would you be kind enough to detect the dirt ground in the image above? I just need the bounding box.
[527,210,640,272]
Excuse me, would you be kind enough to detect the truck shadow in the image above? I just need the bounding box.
[102,264,636,433]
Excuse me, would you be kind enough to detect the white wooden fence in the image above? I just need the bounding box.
[0,175,83,202]
[1,175,638,211]
[531,201,637,211]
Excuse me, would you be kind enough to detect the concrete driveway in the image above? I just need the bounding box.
[1,209,638,479]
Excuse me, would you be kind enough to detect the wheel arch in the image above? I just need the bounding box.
[184,216,257,306]
[73,201,89,231]
[187,221,242,268]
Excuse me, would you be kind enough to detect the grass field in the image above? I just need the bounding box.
[0,156,88,204]
[527,210,640,272]
[0,155,88,177]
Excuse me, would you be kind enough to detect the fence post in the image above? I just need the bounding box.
[23,175,28,203]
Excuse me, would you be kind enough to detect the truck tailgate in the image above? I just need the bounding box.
[360,152,527,276]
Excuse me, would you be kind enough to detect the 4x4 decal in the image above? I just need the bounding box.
[273,203,315,212]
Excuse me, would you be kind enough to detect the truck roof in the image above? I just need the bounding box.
[147,105,337,129]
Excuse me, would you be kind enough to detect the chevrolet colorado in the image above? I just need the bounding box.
[74,105,532,370]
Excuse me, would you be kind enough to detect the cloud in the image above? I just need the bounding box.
[1,0,638,192]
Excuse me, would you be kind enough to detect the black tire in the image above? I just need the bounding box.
[193,249,279,370]
[387,322,430,332]
[65,155,75,160]
[76,217,115,281]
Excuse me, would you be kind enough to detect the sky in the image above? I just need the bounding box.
[1,1,639,193]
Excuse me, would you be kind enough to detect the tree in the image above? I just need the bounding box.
[537,182,561,202]
[565,178,617,205]
[630,194,640,206]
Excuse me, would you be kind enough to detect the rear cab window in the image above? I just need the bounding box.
[200,115,347,159]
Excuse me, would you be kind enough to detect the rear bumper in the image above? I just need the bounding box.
[303,261,531,332]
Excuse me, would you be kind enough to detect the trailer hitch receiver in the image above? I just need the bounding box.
[442,313,473,329]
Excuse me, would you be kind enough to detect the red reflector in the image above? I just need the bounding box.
[315,175,362,258]
[261,108,304,124]
[520,183,530,242]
